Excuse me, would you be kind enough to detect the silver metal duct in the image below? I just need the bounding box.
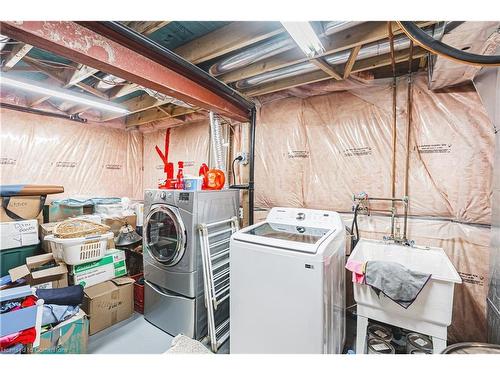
[0,34,8,52]
[94,73,192,108]
[210,34,294,75]
[323,21,365,35]
[235,26,438,90]
[209,21,364,76]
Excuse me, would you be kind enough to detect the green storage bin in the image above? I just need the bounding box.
[1,244,40,277]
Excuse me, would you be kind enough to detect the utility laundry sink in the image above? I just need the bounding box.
[349,238,462,354]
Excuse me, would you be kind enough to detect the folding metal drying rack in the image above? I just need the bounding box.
[198,216,239,352]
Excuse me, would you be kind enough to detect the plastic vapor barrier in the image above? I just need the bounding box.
[142,120,210,189]
[0,108,143,199]
[252,73,495,343]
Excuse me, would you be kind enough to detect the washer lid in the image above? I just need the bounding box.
[247,222,329,244]
[233,221,336,253]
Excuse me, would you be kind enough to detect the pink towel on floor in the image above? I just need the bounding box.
[346,259,366,284]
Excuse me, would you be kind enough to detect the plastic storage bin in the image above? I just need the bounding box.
[0,285,44,338]
[45,232,113,265]
[131,273,144,314]
[0,244,40,277]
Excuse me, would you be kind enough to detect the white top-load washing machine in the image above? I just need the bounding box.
[230,207,346,354]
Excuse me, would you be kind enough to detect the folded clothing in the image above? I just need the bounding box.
[0,328,36,349]
[364,261,431,309]
[36,285,83,306]
[42,304,79,326]
[0,301,21,314]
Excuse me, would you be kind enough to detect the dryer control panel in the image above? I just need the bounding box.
[266,207,341,230]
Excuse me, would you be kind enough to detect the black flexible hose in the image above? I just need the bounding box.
[398,21,500,66]
[232,155,244,186]
[351,203,361,250]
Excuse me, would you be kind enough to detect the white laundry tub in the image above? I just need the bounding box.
[349,239,462,353]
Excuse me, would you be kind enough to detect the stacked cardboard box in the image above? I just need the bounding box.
[0,196,44,277]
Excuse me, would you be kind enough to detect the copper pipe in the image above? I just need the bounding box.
[403,40,414,240]
[388,22,397,237]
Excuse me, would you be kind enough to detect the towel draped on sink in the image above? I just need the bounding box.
[364,261,431,309]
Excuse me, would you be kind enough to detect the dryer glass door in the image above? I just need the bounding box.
[145,206,186,266]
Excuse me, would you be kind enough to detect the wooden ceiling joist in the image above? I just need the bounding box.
[0,21,249,121]
[28,63,100,107]
[174,21,284,64]
[125,104,199,127]
[343,45,362,78]
[23,58,110,100]
[101,94,172,121]
[218,21,435,84]
[122,21,171,36]
[243,46,426,97]
[2,43,33,71]
[310,58,342,80]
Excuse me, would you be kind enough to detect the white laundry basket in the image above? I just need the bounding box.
[45,231,114,265]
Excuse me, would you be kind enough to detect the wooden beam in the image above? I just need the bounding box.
[123,21,170,35]
[2,43,33,71]
[107,83,141,99]
[243,47,426,97]
[174,21,284,64]
[0,21,249,121]
[310,58,342,80]
[66,64,99,87]
[29,63,100,107]
[23,58,110,100]
[101,93,171,121]
[218,21,435,84]
[125,104,198,127]
[343,45,362,78]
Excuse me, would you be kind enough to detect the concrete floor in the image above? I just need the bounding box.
[88,313,229,354]
[88,310,355,354]
[88,313,173,354]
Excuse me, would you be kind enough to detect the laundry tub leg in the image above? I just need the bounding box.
[356,315,368,354]
[431,336,447,354]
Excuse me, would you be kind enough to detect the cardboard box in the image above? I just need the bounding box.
[102,214,137,236]
[39,215,102,252]
[33,310,89,354]
[0,219,39,250]
[0,196,45,222]
[82,277,134,335]
[9,253,68,289]
[69,249,127,288]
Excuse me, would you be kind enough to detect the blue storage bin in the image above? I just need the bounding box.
[0,285,39,337]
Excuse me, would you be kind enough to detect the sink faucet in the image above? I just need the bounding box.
[353,192,414,246]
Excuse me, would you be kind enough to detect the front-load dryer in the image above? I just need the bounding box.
[143,189,239,339]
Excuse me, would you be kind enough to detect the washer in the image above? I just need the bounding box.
[143,189,239,339]
[230,207,346,353]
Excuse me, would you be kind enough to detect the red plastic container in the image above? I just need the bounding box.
[131,273,144,314]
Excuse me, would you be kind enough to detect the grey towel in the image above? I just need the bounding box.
[365,261,431,309]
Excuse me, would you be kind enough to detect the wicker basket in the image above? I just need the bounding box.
[53,219,110,239]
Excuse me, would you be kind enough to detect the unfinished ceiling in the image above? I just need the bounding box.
[1,21,498,129]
